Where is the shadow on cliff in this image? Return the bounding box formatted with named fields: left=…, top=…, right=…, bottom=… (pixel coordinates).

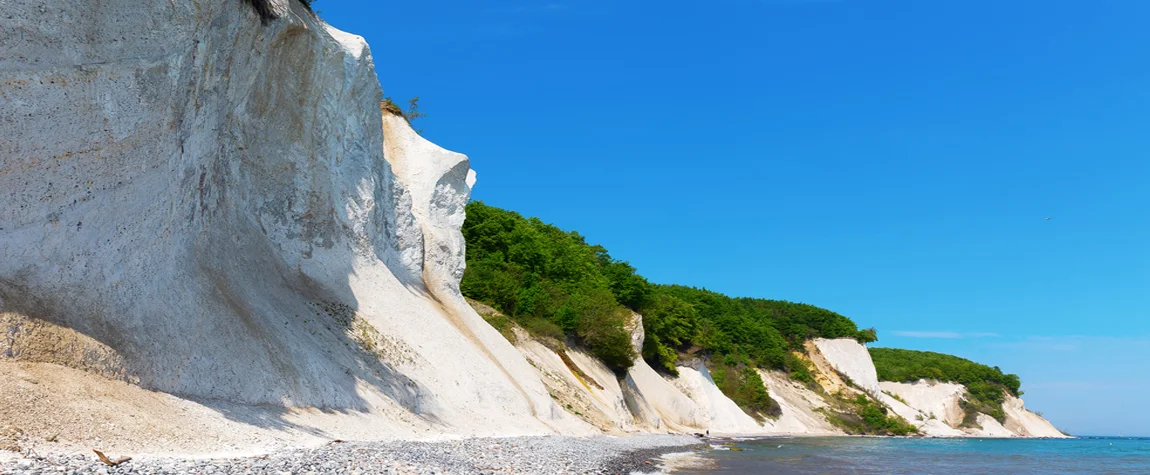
left=0, top=0, right=448, bottom=440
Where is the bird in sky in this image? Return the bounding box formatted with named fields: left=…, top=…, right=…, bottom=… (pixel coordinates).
left=1045, top=217, right=1054, bottom=221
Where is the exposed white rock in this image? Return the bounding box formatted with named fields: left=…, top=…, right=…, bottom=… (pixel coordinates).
left=1002, top=394, right=1068, bottom=438
left=878, top=379, right=968, bottom=437
left=812, top=338, right=881, bottom=394
left=882, top=388, right=965, bottom=436
left=380, top=113, right=591, bottom=435
left=511, top=328, right=635, bottom=433
left=625, top=355, right=709, bottom=431
left=803, top=341, right=858, bottom=395
left=970, top=413, right=1015, bottom=438
left=615, top=312, right=706, bottom=431
left=507, top=313, right=857, bottom=436
left=567, top=347, right=640, bottom=430
left=809, top=341, right=1066, bottom=438
left=621, top=372, right=666, bottom=430
left=669, top=364, right=763, bottom=434
left=875, top=391, right=931, bottom=425
left=0, top=0, right=586, bottom=446
left=919, top=419, right=969, bottom=437
left=877, top=380, right=1065, bottom=438
left=756, top=370, right=843, bottom=435
left=879, top=380, right=967, bottom=427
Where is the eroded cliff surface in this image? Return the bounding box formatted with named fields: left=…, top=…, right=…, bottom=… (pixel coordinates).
left=0, top=0, right=588, bottom=446
left=815, top=339, right=1066, bottom=438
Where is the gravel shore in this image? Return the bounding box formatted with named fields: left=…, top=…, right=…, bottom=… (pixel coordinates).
left=1, top=435, right=702, bottom=475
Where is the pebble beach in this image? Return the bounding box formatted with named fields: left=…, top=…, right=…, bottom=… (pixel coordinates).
left=1, top=435, right=702, bottom=475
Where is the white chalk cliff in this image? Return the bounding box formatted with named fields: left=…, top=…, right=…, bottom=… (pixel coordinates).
left=0, top=0, right=1064, bottom=454
left=813, top=339, right=1068, bottom=438
left=0, top=0, right=590, bottom=447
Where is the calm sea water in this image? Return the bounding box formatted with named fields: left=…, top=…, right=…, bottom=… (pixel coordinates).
left=670, top=436, right=1150, bottom=474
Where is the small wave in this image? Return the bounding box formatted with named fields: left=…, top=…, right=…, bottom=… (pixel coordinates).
left=646, top=451, right=716, bottom=474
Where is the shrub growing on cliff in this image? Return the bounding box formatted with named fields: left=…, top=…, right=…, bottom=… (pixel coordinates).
left=870, top=347, right=1021, bottom=423
left=709, top=357, right=782, bottom=421
left=784, top=353, right=815, bottom=385
left=825, top=394, right=918, bottom=436
left=382, top=97, right=426, bottom=132
left=476, top=308, right=518, bottom=344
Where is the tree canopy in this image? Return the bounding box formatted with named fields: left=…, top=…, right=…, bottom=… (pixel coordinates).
left=461, top=201, right=875, bottom=374
left=460, top=201, right=637, bottom=370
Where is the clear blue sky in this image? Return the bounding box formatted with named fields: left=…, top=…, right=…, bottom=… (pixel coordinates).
left=321, top=0, right=1149, bottom=436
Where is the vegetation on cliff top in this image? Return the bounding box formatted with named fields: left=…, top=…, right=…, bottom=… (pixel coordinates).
left=461, top=201, right=639, bottom=370
left=381, top=97, right=425, bottom=130
left=869, top=347, right=1022, bottom=423
left=646, top=284, right=876, bottom=375
left=460, top=201, right=875, bottom=377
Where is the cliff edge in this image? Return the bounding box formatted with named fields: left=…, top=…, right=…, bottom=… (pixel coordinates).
left=1, top=0, right=590, bottom=454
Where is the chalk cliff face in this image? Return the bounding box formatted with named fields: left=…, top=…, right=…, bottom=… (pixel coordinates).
left=505, top=312, right=843, bottom=436
left=1002, top=394, right=1066, bottom=437
left=814, top=339, right=1067, bottom=438
left=0, top=0, right=1064, bottom=451
left=0, top=0, right=588, bottom=439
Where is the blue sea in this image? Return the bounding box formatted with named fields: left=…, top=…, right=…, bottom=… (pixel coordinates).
left=669, top=436, right=1150, bottom=474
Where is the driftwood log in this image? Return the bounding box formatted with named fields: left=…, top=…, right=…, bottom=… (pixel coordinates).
left=93, top=449, right=131, bottom=466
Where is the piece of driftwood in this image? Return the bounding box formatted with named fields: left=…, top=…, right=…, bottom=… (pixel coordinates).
left=93, top=449, right=131, bottom=466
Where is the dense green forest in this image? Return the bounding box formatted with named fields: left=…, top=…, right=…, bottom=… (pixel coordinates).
left=869, top=348, right=1022, bottom=423
left=460, top=201, right=876, bottom=377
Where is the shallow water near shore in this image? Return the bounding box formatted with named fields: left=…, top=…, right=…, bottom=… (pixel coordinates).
left=669, top=436, right=1150, bottom=474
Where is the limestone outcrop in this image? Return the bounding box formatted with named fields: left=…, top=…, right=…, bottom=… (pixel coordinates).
left=756, top=369, right=843, bottom=435
left=812, top=338, right=882, bottom=393
left=879, top=381, right=966, bottom=427
left=814, top=338, right=1067, bottom=438
left=0, top=0, right=586, bottom=441
left=1003, top=394, right=1066, bottom=437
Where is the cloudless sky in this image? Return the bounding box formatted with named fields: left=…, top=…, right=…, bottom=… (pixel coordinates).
left=321, top=0, right=1150, bottom=436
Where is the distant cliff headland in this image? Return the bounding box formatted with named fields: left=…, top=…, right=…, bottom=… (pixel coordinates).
left=458, top=201, right=1066, bottom=438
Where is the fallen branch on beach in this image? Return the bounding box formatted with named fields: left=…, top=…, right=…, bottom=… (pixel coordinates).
left=93, top=449, right=131, bottom=466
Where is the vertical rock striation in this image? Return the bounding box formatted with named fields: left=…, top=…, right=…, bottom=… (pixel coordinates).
left=0, top=0, right=583, bottom=436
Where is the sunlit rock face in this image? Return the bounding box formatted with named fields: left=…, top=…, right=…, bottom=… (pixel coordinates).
left=812, top=338, right=882, bottom=393
left=1002, top=394, right=1068, bottom=438
left=0, top=0, right=585, bottom=436
left=815, top=340, right=1066, bottom=438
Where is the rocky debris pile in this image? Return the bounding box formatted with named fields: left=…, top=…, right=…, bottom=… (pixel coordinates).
left=2, top=435, right=700, bottom=475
